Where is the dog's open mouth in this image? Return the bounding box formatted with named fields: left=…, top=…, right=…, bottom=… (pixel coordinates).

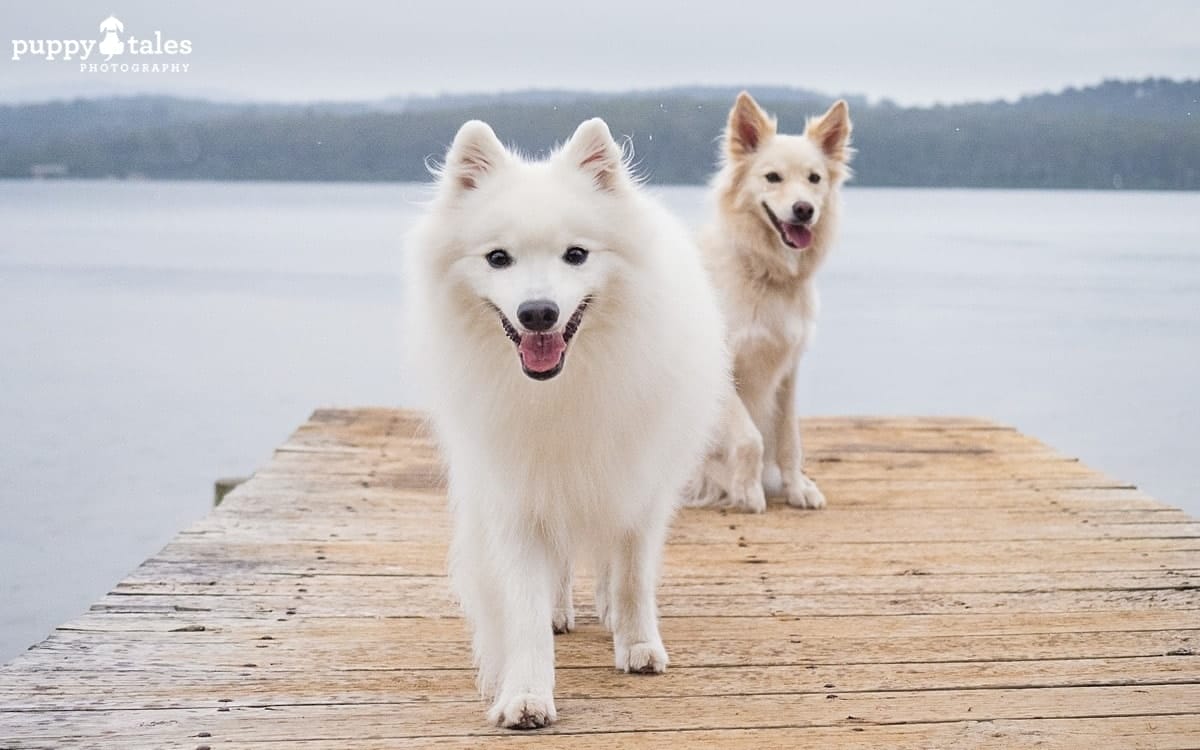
left=495, top=299, right=589, bottom=381
left=763, top=203, right=813, bottom=250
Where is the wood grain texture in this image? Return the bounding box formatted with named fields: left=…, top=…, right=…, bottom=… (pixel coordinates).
left=1, top=408, right=1197, bottom=748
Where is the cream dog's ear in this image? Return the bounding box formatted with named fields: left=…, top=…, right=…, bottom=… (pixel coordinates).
left=443, top=120, right=509, bottom=192
left=726, top=91, right=776, bottom=159
left=807, top=100, right=853, bottom=162
left=560, top=117, right=628, bottom=193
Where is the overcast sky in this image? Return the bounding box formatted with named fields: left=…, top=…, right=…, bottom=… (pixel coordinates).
left=2, top=0, right=1197, bottom=105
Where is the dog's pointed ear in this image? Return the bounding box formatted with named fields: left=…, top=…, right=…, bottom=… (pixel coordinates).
left=561, top=117, right=627, bottom=193
left=727, top=91, right=775, bottom=159
left=807, top=100, right=852, bottom=162
left=444, top=120, right=508, bottom=192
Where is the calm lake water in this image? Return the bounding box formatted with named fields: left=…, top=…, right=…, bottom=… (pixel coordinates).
left=1, top=180, right=1198, bottom=661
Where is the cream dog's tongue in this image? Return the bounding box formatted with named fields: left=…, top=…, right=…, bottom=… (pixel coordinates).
left=783, top=223, right=813, bottom=249
left=519, top=332, right=566, bottom=372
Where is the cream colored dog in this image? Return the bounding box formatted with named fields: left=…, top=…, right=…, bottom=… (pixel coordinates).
left=689, top=92, right=853, bottom=513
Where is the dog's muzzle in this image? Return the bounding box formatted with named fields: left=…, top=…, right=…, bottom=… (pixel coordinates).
left=763, top=202, right=813, bottom=250
left=493, top=298, right=589, bottom=381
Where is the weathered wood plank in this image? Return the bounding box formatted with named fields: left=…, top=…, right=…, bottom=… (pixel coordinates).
left=143, top=537, right=1200, bottom=577
left=6, top=718, right=1199, bottom=750
left=3, top=685, right=1198, bottom=743
left=184, top=501, right=1200, bottom=542
left=4, top=655, right=1199, bottom=711
left=78, top=585, right=1200, bottom=619
left=11, top=624, right=1197, bottom=677
left=108, top=565, right=1200, bottom=597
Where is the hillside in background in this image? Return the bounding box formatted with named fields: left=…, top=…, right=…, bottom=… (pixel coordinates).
left=0, top=78, right=1196, bottom=189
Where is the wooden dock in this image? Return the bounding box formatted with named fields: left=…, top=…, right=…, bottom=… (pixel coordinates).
left=2, top=408, right=1198, bottom=748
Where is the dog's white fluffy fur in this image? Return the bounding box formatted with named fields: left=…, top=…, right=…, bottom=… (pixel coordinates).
left=689, top=92, right=853, bottom=513
left=405, top=118, right=728, bottom=728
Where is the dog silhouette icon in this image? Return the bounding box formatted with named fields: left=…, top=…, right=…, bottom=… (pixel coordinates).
left=99, top=16, right=124, bottom=60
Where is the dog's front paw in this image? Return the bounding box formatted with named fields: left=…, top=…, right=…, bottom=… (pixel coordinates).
left=682, top=473, right=721, bottom=507
left=726, top=480, right=767, bottom=514
left=552, top=605, right=575, bottom=635
left=488, top=692, right=557, bottom=730
left=784, top=472, right=826, bottom=509
left=616, top=640, right=669, bottom=674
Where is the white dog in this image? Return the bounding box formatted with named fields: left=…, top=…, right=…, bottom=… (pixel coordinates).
left=405, top=118, right=728, bottom=728
left=690, top=92, right=853, bottom=513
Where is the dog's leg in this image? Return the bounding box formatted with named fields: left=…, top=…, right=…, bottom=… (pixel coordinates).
left=594, top=556, right=613, bottom=631
left=682, top=457, right=732, bottom=508
left=610, top=512, right=670, bottom=674
left=552, top=560, right=575, bottom=635
left=486, top=534, right=558, bottom=729
left=682, top=454, right=718, bottom=507
left=758, top=398, right=783, bottom=496
left=775, top=366, right=826, bottom=509
left=724, top=390, right=768, bottom=513
left=449, top=508, right=505, bottom=698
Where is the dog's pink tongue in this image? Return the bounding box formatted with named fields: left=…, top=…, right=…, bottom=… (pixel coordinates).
left=784, top=223, right=813, bottom=249
left=519, top=332, right=566, bottom=373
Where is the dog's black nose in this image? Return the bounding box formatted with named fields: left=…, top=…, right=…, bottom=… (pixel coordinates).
left=517, top=300, right=559, bottom=331
left=792, top=201, right=815, bottom=223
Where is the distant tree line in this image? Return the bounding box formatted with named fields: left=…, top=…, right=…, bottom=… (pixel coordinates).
left=0, top=78, right=1196, bottom=190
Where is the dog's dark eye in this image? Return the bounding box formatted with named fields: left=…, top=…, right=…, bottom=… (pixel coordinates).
left=765, top=172, right=782, bottom=183
left=563, top=246, right=589, bottom=266
left=485, top=249, right=513, bottom=269
left=808, top=172, right=821, bottom=184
